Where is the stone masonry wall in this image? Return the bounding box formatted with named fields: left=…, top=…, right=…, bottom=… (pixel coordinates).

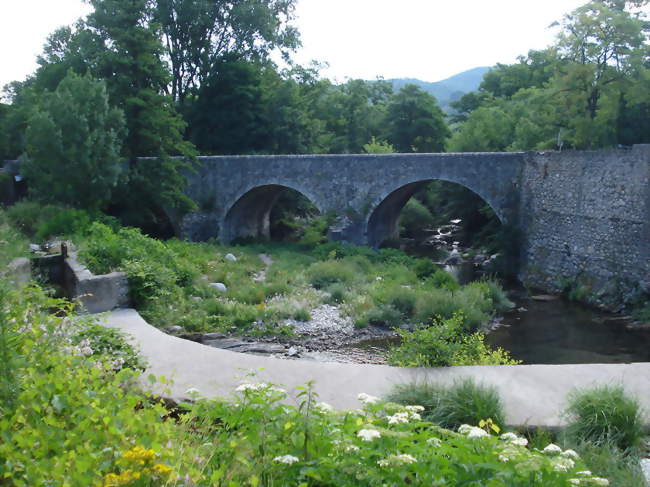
left=519, top=145, right=650, bottom=309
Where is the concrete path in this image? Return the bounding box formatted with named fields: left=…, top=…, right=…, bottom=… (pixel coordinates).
left=102, top=308, right=650, bottom=428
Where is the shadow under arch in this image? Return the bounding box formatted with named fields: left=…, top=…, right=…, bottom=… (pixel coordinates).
left=223, top=184, right=321, bottom=243
left=366, top=179, right=505, bottom=249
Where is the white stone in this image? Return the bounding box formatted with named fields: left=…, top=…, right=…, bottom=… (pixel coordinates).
left=225, top=253, right=237, bottom=262
left=210, top=282, right=228, bottom=292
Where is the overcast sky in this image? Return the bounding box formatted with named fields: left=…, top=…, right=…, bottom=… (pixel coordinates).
left=1, top=0, right=591, bottom=92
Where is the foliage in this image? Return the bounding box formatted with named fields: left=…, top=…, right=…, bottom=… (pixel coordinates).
left=0, top=210, right=28, bottom=269
left=363, top=136, right=395, bottom=154
left=306, top=259, right=357, bottom=289
left=573, top=441, right=647, bottom=487
left=385, top=84, right=450, bottom=152
left=387, top=378, right=506, bottom=431
left=77, top=223, right=512, bottom=362
left=5, top=201, right=119, bottom=243
left=154, top=0, right=301, bottom=103
left=564, top=384, right=645, bottom=452
left=388, top=313, right=520, bottom=367
left=0, top=285, right=195, bottom=486
left=185, top=383, right=591, bottom=486
left=22, top=72, right=125, bottom=210
left=450, top=1, right=650, bottom=151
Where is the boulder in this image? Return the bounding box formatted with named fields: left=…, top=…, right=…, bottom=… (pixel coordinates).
left=225, top=253, right=237, bottom=262
left=210, top=282, right=227, bottom=292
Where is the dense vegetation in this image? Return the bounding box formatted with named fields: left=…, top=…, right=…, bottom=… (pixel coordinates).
left=0, top=276, right=628, bottom=486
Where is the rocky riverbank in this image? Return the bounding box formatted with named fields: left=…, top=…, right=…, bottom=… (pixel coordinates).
left=180, top=303, right=399, bottom=364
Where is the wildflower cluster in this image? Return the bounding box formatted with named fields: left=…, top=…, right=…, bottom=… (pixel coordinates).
left=236, top=382, right=286, bottom=396
left=103, top=446, right=173, bottom=486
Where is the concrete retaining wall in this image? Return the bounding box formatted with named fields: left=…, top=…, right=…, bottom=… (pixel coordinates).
left=63, top=254, right=130, bottom=313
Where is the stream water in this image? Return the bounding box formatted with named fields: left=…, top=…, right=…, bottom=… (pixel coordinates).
left=344, top=236, right=650, bottom=365
left=344, top=294, right=650, bottom=365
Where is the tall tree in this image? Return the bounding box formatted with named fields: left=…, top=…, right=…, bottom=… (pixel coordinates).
left=154, top=0, right=300, bottom=103
left=550, top=0, right=648, bottom=147
left=385, top=84, right=450, bottom=153
left=22, top=72, right=125, bottom=210
left=85, top=0, right=197, bottom=220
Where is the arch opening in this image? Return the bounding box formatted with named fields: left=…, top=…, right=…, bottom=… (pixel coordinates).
left=223, top=185, right=320, bottom=243
left=367, top=179, right=517, bottom=277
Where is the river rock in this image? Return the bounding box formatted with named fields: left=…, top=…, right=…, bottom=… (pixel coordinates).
left=531, top=294, right=559, bottom=301
left=225, top=253, right=237, bottom=262
left=287, top=346, right=300, bottom=357
left=204, top=337, right=286, bottom=355
left=210, top=282, right=227, bottom=292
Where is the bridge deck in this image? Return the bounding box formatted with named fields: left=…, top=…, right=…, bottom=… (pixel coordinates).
left=102, top=308, right=650, bottom=428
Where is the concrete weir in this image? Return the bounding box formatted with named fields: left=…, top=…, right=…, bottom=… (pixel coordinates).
left=103, top=308, right=650, bottom=428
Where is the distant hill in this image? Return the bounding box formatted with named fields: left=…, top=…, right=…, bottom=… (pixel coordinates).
left=386, top=66, right=491, bottom=111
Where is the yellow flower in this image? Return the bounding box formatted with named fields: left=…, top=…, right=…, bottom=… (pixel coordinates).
left=152, top=463, right=173, bottom=476
left=122, top=445, right=156, bottom=465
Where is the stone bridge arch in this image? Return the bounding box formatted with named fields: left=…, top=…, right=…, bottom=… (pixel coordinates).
left=222, top=183, right=324, bottom=243
left=365, top=177, right=507, bottom=248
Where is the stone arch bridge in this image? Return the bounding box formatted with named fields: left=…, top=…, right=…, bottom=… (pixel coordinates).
left=177, top=146, right=649, bottom=304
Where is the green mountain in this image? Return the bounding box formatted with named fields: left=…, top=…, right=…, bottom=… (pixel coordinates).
left=387, top=66, right=491, bottom=110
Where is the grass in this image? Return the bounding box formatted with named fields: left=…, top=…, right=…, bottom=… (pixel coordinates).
left=564, top=384, right=645, bottom=452
left=387, top=378, right=506, bottom=430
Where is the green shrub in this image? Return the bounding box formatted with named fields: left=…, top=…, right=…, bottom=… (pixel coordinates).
left=564, top=385, right=645, bottom=451
left=292, top=307, right=311, bottom=322
left=400, top=198, right=434, bottom=236
left=433, top=378, right=506, bottom=431
left=357, top=304, right=403, bottom=327
left=574, top=442, right=647, bottom=487
left=122, top=259, right=178, bottom=308
left=387, top=378, right=505, bottom=431
left=307, top=260, right=356, bottom=289
left=385, top=382, right=445, bottom=422
left=388, top=313, right=519, bottom=367
left=413, top=258, right=438, bottom=278
left=387, top=286, right=418, bottom=318
left=325, top=282, right=347, bottom=304
left=425, top=269, right=460, bottom=291
left=481, top=278, right=515, bottom=313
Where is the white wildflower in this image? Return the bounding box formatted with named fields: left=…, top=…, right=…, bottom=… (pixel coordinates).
left=235, top=382, right=285, bottom=395
left=500, top=432, right=519, bottom=441
left=316, top=402, right=333, bottom=413
left=405, top=405, right=425, bottom=413
left=273, top=455, right=299, bottom=465
left=344, top=445, right=359, bottom=452
left=357, top=393, right=380, bottom=405
left=468, top=428, right=489, bottom=438
left=576, top=471, right=593, bottom=477
left=377, top=453, right=417, bottom=467
left=569, top=479, right=582, bottom=485
left=498, top=454, right=511, bottom=462
left=458, top=424, right=473, bottom=434
left=387, top=412, right=410, bottom=425
left=499, top=432, right=528, bottom=446
left=552, top=456, right=575, bottom=472
left=185, top=387, right=200, bottom=396
left=589, top=477, right=609, bottom=486
left=542, top=443, right=563, bottom=455
left=562, top=449, right=580, bottom=460
left=357, top=429, right=381, bottom=441
left=426, top=437, right=442, bottom=447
